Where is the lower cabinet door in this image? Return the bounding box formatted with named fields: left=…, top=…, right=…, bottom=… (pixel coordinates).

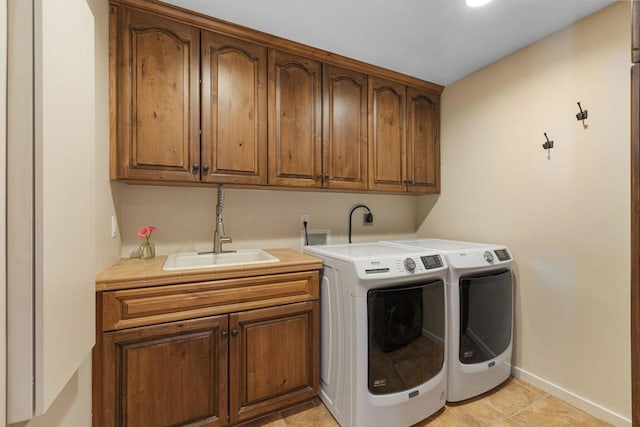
left=103, top=315, right=229, bottom=427
left=228, top=301, right=319, bottom=424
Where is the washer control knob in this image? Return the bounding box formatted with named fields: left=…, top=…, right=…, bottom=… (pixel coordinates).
left=483, top=251, right=494, bottom=263
left=404, top=258, right=416, bottom=272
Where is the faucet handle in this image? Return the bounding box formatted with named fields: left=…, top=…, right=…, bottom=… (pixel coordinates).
left=221, top=236, right=232, bottom=244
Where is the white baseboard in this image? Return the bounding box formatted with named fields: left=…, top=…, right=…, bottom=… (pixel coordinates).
left=512, top=366, right=631, bottom=427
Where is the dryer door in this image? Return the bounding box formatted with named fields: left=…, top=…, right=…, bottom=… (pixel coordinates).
left=459, top=269, right=513, bottom=365
left=367, top=280, right=445, bottom=395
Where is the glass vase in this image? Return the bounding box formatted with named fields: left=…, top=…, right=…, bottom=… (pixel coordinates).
left=139, top=238, right=156, bottom=260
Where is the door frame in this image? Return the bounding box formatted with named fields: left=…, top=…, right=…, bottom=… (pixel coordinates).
left=632, top=63, right=639, bottom=427
left=630, top=0, right=640, bottom=426
left=632, top=3, right=639, bottom=426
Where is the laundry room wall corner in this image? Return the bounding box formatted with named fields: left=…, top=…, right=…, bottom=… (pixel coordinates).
left=418, top=3, right=631, bottom=425
left=416, top=194, right=439, bottom=230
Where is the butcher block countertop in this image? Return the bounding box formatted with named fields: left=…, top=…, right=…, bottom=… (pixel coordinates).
left=95, top=248, right=323, bottom=292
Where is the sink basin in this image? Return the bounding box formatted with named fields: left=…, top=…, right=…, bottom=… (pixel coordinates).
left=163, top=249, right=279, bottom=271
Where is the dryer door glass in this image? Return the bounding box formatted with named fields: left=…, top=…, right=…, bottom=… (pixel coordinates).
left=367, top=280, right=445, bottom=395
left=459, top=270, right=513, bottom=365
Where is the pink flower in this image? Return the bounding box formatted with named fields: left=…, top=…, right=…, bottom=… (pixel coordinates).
left=137, top=225, right=157, bottom=238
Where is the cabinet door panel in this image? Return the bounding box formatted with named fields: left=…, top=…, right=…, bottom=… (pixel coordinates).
left=368, top=77, right=406, bottom=192
left=268, top=50, right=322, bottom=187
left=229, top=301, right=319, bottom=424
left=103, top=316, right=228, bottom=427
left=202, top=32, right=267, bottom=184
left=116, top=8, right=200, bottom=181
left=323, top=65, right=368, bottom=190
left=407, top=87, right=440, bottom=193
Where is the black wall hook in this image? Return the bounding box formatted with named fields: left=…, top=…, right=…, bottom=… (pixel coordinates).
left=542, top=132, right=554, bottom=150
left=576, top=102, right=588, bottom=124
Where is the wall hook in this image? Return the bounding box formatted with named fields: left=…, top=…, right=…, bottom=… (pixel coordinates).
left=576, top=102, right=588, bottom=127
left=542, top=132, right=554, bottom=159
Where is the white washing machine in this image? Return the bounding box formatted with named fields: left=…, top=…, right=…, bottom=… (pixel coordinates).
left=382, top=238, right=514, bottom=402
left=303, top=243, right=448, bottom=427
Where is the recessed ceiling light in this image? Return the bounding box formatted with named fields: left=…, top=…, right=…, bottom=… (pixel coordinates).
left=466, top=0, right=492, bottom=7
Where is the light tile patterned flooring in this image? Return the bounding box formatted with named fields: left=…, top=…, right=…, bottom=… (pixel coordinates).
left=240, top=377, right=611, bottom=426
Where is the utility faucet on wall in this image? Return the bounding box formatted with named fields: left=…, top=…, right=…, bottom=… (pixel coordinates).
left=213, top=185, right=233, bottom=253
left=348, top=204, right=374, bottom=243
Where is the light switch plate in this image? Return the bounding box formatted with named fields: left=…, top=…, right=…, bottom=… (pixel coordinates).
left=111, top=215, right=117, bottom=239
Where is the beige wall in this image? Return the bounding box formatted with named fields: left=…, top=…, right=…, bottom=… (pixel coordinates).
left=117, top=185, right=417, bottom=257
left=0, top=0, right=6, bottom=422
left=93, top=0, right=122, bottom=272
left=418, top=2, right=630, bottom=423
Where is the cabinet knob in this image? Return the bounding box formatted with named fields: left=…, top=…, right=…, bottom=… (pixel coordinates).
left=192, top=163, right=200, bottom=172
left=221, top=330, right=228, bottom=338
left=231, top=329, right=238, bottom=337
left=405, top=179, right=415, bottom=185
left=316, top=174, right=323, bottom=181
left=324, top=174, right=329, bottom=179
left=202, top=164, right=210, bottom=174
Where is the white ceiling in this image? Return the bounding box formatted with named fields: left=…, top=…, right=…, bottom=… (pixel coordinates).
left=164, top=0, right=618, bottom=86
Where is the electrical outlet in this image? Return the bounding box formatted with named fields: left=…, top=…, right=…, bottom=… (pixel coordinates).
left=363, top=212, right=374, bottom=226
left=300, top=214, right=310, bottom=228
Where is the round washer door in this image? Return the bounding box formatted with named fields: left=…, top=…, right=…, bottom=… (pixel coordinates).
left=367, top=280, right=445, bottom=395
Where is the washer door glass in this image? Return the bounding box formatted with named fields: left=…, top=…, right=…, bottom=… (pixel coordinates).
left=459, top=270, right=513, bottom=365
left=367, top=280, right=445, bottom=395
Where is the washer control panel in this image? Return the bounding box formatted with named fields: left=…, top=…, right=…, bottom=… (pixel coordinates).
left=421, top=254, right=444, bottom=269
left=355, top=253, right=446, bottom=279
left=446, top=247, right=512, bottom=269
left=494, top=249, right=511, bottom=261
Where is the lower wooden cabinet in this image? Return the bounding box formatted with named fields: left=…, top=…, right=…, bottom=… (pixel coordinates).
left=229, top=302, right=319, bottom=424
left=94, top=267, right=320, bottom=427
left=103, top=316, right=229, bottom=426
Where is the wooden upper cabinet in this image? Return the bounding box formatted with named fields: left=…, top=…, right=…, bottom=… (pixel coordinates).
left=268, top=50, right=322, bottom=187
left=406, top=87, right=440, bottom=193
left=201, top=32, right=268, bottom=184
left=114, top=7, right=200, bottom=181
left=110, top=2, right=441, bottom=192
left=368, top=77, right=406, bottom=192
left=323, top=65, right=368, bottom=190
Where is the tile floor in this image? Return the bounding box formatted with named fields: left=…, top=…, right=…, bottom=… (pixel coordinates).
left=241, top=377, right=611, bottom=426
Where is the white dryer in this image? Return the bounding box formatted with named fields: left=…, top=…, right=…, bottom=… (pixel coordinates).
left=303, top=243, right=448, bottom=427
left=382, top=239, right=514, bottom=402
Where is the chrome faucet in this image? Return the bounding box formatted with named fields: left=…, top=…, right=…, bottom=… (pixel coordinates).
left=213, top=185, right=233, bottom=253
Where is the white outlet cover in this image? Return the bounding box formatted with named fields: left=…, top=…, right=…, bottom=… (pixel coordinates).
left=111, top=216, right=118, bottom=238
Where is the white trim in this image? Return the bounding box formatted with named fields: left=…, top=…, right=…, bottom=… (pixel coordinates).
left=0, top=0, right=8, bottom=424
left=512, top=366, right=631, bottom=427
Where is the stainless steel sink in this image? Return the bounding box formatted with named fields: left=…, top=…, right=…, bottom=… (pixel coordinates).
left=162, top=249, right=279, bottom=271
